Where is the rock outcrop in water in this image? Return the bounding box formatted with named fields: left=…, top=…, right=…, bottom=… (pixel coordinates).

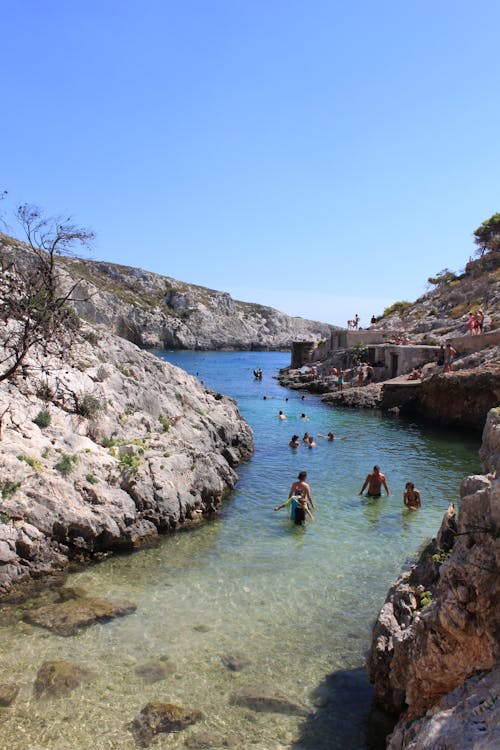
left=0, top=323, right=253, bottom=599
left=368, top=407, right=500, bottom=749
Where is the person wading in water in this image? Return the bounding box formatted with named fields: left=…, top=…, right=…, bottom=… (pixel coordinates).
left=359, top=465, right=390, bottom=498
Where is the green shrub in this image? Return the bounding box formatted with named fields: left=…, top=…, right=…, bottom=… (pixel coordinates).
left=101, top=437, right=118, bottom=448
left=82, top=330, right=99, bottom=345
left=36, top=382, right=54, bottom=401
left=119, top=451, right=141, bottom=471
left=33, top=410, right=51, bottom=429
left=159, top=414, right=170, bottom=432
left=351, top=342, right=368, bottom=361
left=17, top=455, right=43, bottom=472
left=427, top=268, right=457, bottom=286
left=420, top=590, right=433, bottom=608
left=382, top=300, right=412, bottom=318
left=0, top=481, right=21, bottom=499
left=432, top=550, right=451, bottom=565
left=54, top=453, right=78, bottom=476
left=85, top=474, right=98, bottom=484
left=76, top=394, right=102, bottom=419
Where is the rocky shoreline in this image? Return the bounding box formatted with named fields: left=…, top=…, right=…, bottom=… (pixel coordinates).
left=367, top=407, right=500, bottom=749
left=278, top=347, right=500, bottom=430
left=0, top=324, right=253, bottom=600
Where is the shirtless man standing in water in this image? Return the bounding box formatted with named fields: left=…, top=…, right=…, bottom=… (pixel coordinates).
left=359, top=465, right=389, bottom=497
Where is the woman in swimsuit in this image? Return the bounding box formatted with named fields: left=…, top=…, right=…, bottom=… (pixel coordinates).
left=403, top=482, right=421, bottom=510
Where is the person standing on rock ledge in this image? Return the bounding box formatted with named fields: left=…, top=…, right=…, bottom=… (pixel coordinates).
left=359, top=465, right=389, bottom=497
left=443, top=342, right=457, bottom=373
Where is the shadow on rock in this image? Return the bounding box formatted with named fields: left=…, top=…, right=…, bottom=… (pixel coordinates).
left=291, top=667, right=395, bottom=750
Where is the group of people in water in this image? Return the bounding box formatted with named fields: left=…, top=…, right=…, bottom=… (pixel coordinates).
left=259, top=369, right=422, bottom=527
left=274, top=466, right=421, bottom=527
left=288, top=431, right=345, bottom=449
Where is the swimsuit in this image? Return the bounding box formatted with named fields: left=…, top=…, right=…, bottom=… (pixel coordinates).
left=294, top=505, right=306, bottom=525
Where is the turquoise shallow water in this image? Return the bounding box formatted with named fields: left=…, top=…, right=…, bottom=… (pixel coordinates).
left=0, top=351, right=481, bottom=750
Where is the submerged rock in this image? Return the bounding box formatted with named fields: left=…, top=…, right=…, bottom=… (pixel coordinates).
left=221, top=653, right=251, bottom=672
left=193, top=624, right=211, bottom=633
left=23, top=595, right=137, bottom=636
left=0, top=682, right=20, bottom=706
left=33, top=659, right=92, bottom=698
left=129, top=701, right=203, bottom=747
left=185, top=730, right=238, bottom=747
left=134, top=658, right=176, bottom=683
left=229, top=687, right=313, bottom=716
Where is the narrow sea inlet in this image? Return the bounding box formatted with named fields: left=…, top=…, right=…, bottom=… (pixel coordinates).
left=0, top=352, right=480, bottom=750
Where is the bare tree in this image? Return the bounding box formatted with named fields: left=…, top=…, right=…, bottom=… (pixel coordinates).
left=0, top=205, right=95, bottom=383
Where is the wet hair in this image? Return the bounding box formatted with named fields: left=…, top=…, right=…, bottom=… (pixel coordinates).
left=373, top=465, right=380, bottom=471
left=406, top=482, right=414, bottom=490
left=298, top=471, right=307, bottom=480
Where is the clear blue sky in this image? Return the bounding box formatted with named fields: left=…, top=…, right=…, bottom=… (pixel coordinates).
left=2, top=1, right=499, bottom=327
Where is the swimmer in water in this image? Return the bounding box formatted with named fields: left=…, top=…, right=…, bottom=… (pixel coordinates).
left=403, top=482, right=421, bottom=510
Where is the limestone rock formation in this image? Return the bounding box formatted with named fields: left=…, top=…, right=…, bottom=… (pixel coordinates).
left=376, top=251, right=500, bottom=339
left=419, top=366, right=500, bottom=429
left=480, top=406, right=500, bottom=474
left=0, top=324, right=253, bottom=598
left=0, top=234, right=335, bottom=351
left=387, top=665, right=500, bottom=750
left=368, top=408, right=500, bottom=748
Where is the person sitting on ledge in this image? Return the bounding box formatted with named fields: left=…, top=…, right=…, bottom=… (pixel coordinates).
left=407, top=367, right=422, bottom=380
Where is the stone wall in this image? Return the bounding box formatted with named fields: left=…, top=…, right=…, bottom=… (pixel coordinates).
left=449, top=329, right=500, bottom=354
left=376, top=345, right=439, bottom=378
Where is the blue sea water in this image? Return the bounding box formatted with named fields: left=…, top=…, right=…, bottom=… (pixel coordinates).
left=0, top=351, right=481, bottom=750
